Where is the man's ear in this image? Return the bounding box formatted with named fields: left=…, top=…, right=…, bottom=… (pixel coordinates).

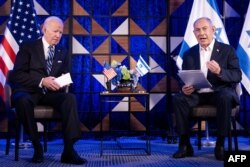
left=212, top=25, right=216, bottom=32
left=41, top=23, right=45, bottom=34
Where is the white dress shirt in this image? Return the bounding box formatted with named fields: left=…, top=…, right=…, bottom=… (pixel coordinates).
left=198, top=39, right=215, bottom=93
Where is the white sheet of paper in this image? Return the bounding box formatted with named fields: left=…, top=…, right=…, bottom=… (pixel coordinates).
left=178, top=70, right=212, bottom=89
left=54, top=73, right=73, bottom=87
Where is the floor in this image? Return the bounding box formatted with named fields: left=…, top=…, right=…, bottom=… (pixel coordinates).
left=0, top=136, right=249, bottom=167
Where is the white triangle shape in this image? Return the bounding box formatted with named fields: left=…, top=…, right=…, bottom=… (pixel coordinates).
left=150, top=36, right=166, bottom=53
left=224, top=2, right=240, bottom=17
left=33, top=0, right=49, bottom=15
left=72, top=37, right=89, bottom=54
left=112, top=18, right=128, bottom=35
left=150, top=94, right=165, bottom=111
left=150, top=57, right=165, bottom=73
left=92, top=74, right=116, bottom=90
left=92, top=74, right=106, bottom=88
left=170, top=37, right=183, bottom=52
left=112, top=97, right=129, bottom=111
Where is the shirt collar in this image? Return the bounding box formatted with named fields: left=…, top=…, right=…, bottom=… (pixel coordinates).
left=42, top=37, right=50, bottom=49
left=42, top=37, right=55, bottom=49
left=199, top=39, right=215, bottom=51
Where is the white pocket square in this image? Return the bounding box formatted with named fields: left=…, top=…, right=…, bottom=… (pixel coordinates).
left=57, top=60, right=62, bottom=63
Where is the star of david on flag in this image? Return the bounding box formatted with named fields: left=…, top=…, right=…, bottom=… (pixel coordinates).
left=236, top=1, right=250, bottom=94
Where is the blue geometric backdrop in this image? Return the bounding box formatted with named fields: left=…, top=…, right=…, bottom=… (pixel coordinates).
left=0, top=0, right=249, bottom=133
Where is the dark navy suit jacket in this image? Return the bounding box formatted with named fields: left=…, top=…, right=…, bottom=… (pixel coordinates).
left=10, top=38, right=70, bottom=94
left=181, top=40, right=242, bottom=104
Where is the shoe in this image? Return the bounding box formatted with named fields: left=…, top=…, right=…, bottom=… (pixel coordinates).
left=173, top=145, right=194, bottom=158
left=214, top=146, right=224, bottom=161
left=32, top=143, right=44, bottom=163
left=61, top=149, right=86, bottom=165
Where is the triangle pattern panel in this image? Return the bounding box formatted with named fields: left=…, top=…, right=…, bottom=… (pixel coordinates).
left=34, top=0, right=49, bottom=15
left=92, top=113, right=110, bottom=131
left=148, top=17, right=166, bottom=35
left=92, top=36, right=108, bottom=53
left=129, top=56, right=137, bottom=70
left=149, top=94, right=166, bottom=111
left=93, top=55, right=109, bottom=68
left=111, top=37, right=128, bottom=54
left=170, top=42, right=183, bottom=58
left=150, top=36, right=166, bottom=53
left=92, top=73, right=116, bottom=91
left=150, top=76, right=167, bottom=92
left=35, top=0, right=52, bottom=15
left=73, top=17, right=90, bottom=35
left=150, top=18, right=167, bottom=35
left=73, top=0, right=89, bottom=16
left=171, top=36, right=183, bottom=52
left=112, top=36, right=128, bottom=52
left=92, top=17, right=109, bottom=35
left=110, top=55, right=128, bottom=66
left=226, top=0, right=249, bottom=16
left=130, top=97, right=146, bottom=112
left=112, top=97, right=129, bottom=112
left=63, top=17, right=70, bottom=34
left=92, top=74, right=107, bottom=91
left=93, top=37, right=110, bottom=54
left=72, top=36, right=90, bottom=54
left=129, top=19, right=146, bottom=35
left=0, top=0, right=10, bottom=15
left=111, top=17, right=127, bottom=33
left=79, top=122, right=90, bottom=131
left=130, top=18, right=148, bottom=34
left=92, top=18, right=108, bottom=35
left=112, top=18, right=128, bottom=35
left=130, top=113, right=146, bottom=131
left=150, top=57, right=166, bottom=73
left=169, top=0, right=185, bottom=15
left=112, top=0, right=128, bottom=16
left=224, top=1, right=240, bottom=17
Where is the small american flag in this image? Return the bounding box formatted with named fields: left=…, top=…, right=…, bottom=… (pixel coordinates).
left=103, top=68, right=117, bottom=81
left=0, top=0, right=41, bottom=97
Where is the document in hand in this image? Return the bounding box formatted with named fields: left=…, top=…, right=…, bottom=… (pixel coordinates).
left=178, top=70, right=212, bottom=89
left=54, top=73, right=73, bottom=88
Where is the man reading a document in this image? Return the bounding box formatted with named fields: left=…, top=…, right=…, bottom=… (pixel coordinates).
left=172, top=17, right=241, bottom=160
left=9, top=16, right=86, bottom=164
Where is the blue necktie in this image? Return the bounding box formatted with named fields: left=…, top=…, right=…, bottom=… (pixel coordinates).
left=43, top=46, right=54, bottom=94
left=46, top=45, right=54, bottom=74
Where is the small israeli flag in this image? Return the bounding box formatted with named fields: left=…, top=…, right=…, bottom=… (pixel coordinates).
left=177, top=0, right=229, bottom=69
left=136, top=55, right=151, bottom=77
left=236, top=1, right=250, bottom=94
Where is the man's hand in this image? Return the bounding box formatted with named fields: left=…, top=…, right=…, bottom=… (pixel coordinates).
left=42, top=76, right=61, bottom=91
left=207, top=60, right=221, bottom=75
left=182, top=85, right=195, bottom=95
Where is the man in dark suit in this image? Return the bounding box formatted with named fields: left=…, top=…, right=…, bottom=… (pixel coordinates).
left=172, top=17, right=242, bottom=160
left=9, top=16, right=86, bottom=164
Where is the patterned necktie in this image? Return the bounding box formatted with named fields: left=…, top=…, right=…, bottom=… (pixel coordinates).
left=46, top=45, right=54, bottom=74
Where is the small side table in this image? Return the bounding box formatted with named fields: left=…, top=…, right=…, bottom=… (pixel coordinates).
left=99, top=91, right=150, bottom=156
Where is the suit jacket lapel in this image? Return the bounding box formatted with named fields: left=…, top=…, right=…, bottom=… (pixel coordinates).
left=36, top=39, right=47, bottom=73
left=210, top=41, right=220, bottom=61
left=194, top=45, right=200, bottom=69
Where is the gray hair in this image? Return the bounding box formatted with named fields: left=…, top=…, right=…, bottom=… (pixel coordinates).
left=43, top=16, right=63, bottom=27
left=193, top=17, right=214, bottom=27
